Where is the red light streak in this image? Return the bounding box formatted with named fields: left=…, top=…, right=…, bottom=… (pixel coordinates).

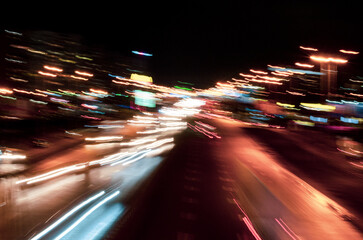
left=275, top=218, right=299, bottom=240
left=233, top=198, right=262, bottom=240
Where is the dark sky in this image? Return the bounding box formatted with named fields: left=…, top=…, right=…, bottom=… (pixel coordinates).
left=4, top=1, right=363, bottom=88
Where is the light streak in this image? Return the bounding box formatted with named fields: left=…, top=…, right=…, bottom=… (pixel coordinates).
left=247, top=79, right=283, bottom=85
left=194, top=124, right=221, bottom=139
left=243, top=217, right=262, bottom=240
left=90, top=151, right=131, bottom=166
left=70, top=75, right=88, bottom=81
left=275, top=218, right=299, bottom=240
left=81, top=103, right=99, bottom=110
left=349, top=162, right=363, bottom=169
left=90, top=88, right=108, bottom=95
left=54, top=191, right=120, bottom=240
left=85, top=136, right=123, bottom=142
left=139, top=138, right=174, bottom=150
left=300, top=103, right=336, bottom=112
left=120, top=137, right=156, bottom=147
left=310, top=56, right=348, bottom=63
left=122, top=151, right=151, bottom=166
left=250, top=69, right=268, bottom=75
left=174, top=98, right=205, bottom=108
left=0, top=88, right=13, bottom=94
left=337, top=147, right=360, bottom=157
left=13, top=88, right=48, bottom=97
left=75, top=70, right=93, bottom=77
left=195, top=121, right=216, bottom=130
left=81, top=115, right=102, bottom=120
left=146, top=143, right=175, bottom=157
left=339, top=49, right=359, bottom=55
left=134, top=115, right=158, bottom=121
left=160, top=121, right=187, bottom=127
left=16, top=164, right=86, bottom=185
left=136, top=126, right=186, bottom=135
left=131, top=50, right=153, bottom=56
left=271, top=71, right=291, bottom=77
left=158, top=116, right=182, bottom=121
left=233, top=198, right=262, bottom=240
left=0, top=153, right=26, bottom=160
left=43, top=65, right=63, bottom=72
left=239, top=73, right=256, bottom=78
left=38, top=71, right=57, bottom=77
left=286, top=90, right=305, bottom=96
left=299, top=46, right=318, bottom=51
left=30, top=191, right=105, bottom=240
left=50, top=97, right=69, bottom=103
left=295, top=62, right=314, bottom=68
left=267, top=64, right=285, bottom=69
left=110, top=150, right=151, bottom=166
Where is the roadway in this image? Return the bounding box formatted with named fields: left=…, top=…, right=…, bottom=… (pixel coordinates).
left=114, top=117, right=363, bottom=240
left=0, top=115, right=362, bottom=239
left=0, top=114, right=185, bottom=240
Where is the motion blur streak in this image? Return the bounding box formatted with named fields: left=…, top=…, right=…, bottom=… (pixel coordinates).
left=299, top=46, right=318, bottom=51
left=30, top=191, right=105, bottom=240
left=310, top=55, right=348, bottom=63
left=339, top=49, right=359, bottom=54
left=54, top=190, right=120, bottom=240
left=275, top=218, right=300, bottom=240
left=110, top=149, right=151, bottom=166
left=16, top=164, right=86, bottom=185
left=243, top=217, right=262, bottom=240
left=233, top=198, right=262, bottom=240
left=85, top=136, right=123, bottom=142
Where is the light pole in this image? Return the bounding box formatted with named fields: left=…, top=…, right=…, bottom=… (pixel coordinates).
left=309, top=56, right=348, bottom=95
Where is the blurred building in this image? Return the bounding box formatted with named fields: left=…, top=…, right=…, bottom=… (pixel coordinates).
left=0, top=29, right=153, bottom=119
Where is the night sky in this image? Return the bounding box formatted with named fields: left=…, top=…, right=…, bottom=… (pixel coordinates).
left=4, top=1, right=363, bottom=88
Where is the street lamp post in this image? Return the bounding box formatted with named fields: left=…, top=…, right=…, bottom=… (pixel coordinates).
left=309, top=56, right=348, bottom=95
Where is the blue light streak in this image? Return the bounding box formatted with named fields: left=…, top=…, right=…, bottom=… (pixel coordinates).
left=54, top=191, right=120, bottom=240
left=268, top=67, right=323, bottom=75
left=131, top=50, right=153, bottom=56
left=30, top=191, right=105, bottom=240
left=310, top=116, right=328, bottom=123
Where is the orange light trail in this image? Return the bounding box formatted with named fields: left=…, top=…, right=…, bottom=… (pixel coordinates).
left=90, top=88, right=108, bottom=95
left=70, top=75, right=88, bottom=81
left=43, top=65, right=63, bottom=72
left=339, top=49, right=359, bottom=54
left=38, top=71, right=57, bottom=77
left=239, top=73, right=256, bottom=78
left=75, top=70, right=93, bottom=77
left=310, top=56, right=348, bottom=63
left=250, top=69, right=268, bottom=75
left=267, top=64, right=285, bottom=69
left=295, top=62, right=314, bottom=68
left=0, top=88, right=13, bottom=94
left=299, top=46, right=318, bottom=51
